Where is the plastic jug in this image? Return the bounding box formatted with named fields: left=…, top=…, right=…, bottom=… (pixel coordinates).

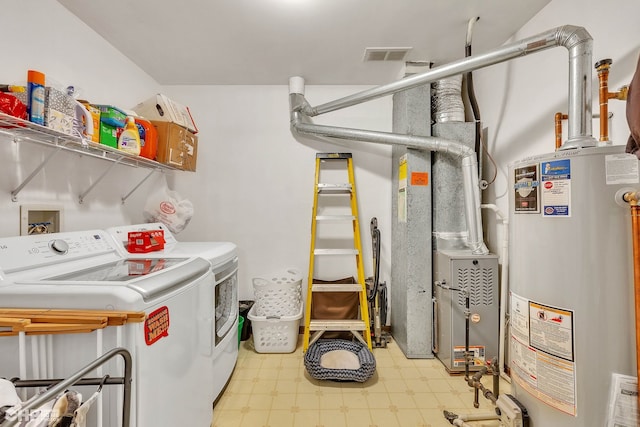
left=118, top=116, right=141, bottom=155
left=73, top=101, right=93, bottom=140
left=134, top=118, right=158, bottom=160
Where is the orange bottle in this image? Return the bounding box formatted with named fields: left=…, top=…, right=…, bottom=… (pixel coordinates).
left=134, top=118, right=158, bottom=160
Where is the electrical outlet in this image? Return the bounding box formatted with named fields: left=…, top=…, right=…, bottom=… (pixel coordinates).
left=20, top=205, right=64, bottom=235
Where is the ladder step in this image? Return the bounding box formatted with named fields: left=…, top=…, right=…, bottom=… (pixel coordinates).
left=316, top=215, right=355, bottom=221
left=318, top=183, right=352, bottom=194
left=309, top=320, right=367, bottom=331
left=312, top=283, right=363, bottom=292
left=316, top=153, right=352, bottom=160
left=314, top=249, right=359, bottom=255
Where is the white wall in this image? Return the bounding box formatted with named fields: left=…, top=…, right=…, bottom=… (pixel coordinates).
left=472, top=0, right=640, bottom=254
left=162, top=85, right=392, bottom=300
left=0, top=1, right=393, bottom=301
left=0, top=0, right=164, bottom=235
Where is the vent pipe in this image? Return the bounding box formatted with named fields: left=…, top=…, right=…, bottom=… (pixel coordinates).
left=289, top=98, right=489, bottom=255
left=295, top=25, right=596, bottom=150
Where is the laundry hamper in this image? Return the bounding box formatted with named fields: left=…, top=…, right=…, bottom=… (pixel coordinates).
left=248, top=304, right=302, bottom=353
left=252, top=268, right=303, bottom=317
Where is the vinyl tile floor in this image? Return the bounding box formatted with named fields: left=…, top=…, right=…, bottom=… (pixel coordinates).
left=212, top=336, right=510, bottom=427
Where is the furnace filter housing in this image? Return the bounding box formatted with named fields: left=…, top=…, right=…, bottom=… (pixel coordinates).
left=509, top=145, right=636, bottom=426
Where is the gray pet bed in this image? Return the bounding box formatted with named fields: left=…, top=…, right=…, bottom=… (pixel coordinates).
left=304, top=339, right=376, bottom=382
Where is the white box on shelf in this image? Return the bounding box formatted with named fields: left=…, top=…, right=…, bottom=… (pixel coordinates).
left=132, top=94, right=197, bottom=133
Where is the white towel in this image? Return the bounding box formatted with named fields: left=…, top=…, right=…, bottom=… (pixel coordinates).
left=70, top=391, right=100, bottom=427
left=0, top=378, right=21, bottom=408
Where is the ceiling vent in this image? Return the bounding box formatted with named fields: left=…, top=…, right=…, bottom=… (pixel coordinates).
left=363, top=47, right=412, bottom=62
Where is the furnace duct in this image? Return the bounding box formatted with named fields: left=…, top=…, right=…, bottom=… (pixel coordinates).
left=289, top=25, right=597, bottom=254
left=289, top=105, right=488, bottom=255
left=432, top=75, right=465, bottom=123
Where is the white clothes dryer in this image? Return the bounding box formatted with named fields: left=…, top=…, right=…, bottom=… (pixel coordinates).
left=105, top=223, right=238, bottom=404
left=0, top=230, right=218, bottom=427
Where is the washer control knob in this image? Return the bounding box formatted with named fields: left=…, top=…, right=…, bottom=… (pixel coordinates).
left=49, top=239, right=69, bottom=255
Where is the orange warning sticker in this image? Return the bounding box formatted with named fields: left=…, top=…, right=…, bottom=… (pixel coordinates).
left=411, top=172, right=429, bottom=186
left=144, top=306, right=170, bottom=345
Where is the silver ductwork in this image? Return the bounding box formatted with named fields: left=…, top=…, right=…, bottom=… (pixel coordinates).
left=289, top=25, right=597, bottom=254
left=294, top=25, right=596, bottom=150
left=290, top=99, right=489, bottom=255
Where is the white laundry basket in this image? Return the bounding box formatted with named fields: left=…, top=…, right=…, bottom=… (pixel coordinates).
left=248, top=303, right=302, bottom=353
left=252, top=268, right=303, bottom=317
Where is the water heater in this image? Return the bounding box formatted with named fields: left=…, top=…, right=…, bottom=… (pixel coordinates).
left=509, top=145, right=637, bottom=426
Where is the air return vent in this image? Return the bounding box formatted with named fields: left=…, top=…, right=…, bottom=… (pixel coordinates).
left=363, top=47, right=412, bottom=62
left=455, top=267, right=495, bottom=307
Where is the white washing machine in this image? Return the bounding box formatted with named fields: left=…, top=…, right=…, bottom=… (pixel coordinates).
left=105, top=223, right=238, bottom=404
left=0, top=230, right=219, bottom=427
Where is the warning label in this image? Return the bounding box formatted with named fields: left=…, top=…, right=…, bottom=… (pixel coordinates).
left=605, top=153, right=640, bottom=185
left=453, top=345, right=486, bottom=367
left=411, top=172, right=429, bottom=186
left=514, top=164, right=540, bottom=213
left=541, top=159, right=571, bottom=217
left=510, top=292, right=577, bottom=416
left=144, top=306, right=170, bottom=345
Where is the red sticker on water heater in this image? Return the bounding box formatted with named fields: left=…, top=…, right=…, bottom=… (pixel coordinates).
left=144, top=306, right=170, bottom=345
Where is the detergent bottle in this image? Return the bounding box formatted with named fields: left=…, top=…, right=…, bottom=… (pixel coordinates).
left=27, top=70, right=45, bottom=125
left=118, top=116, right=141, bottom=155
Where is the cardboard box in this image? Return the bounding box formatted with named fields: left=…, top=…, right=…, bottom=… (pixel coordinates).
left=95, top=105, right=126, bottom=148
left=152, top=121, right=198, bottom=171
left=133, top=94, right=197, bottom=134
left=127, top=230, right=165, bottom=253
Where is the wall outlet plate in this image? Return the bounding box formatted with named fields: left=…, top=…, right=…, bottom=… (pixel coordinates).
left=20, top=204, right=64, bottom=235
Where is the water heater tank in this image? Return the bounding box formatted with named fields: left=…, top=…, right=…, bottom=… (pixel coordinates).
left=509, top=145, right=637, bottom=426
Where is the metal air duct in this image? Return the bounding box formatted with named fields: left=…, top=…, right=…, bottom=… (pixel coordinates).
left=294, top=25, right=596, bottom=151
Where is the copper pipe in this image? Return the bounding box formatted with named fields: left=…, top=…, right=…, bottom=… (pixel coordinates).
left=555, top=112, right=568, bottom=150
left=595, top=58, right=629, bottom=143
left=595, top=59, right=612, bottom=142
left=556, top=111, right=615, bottom=150
left=609, top=85, right=629, bottom=101
left=623, top=192, right=640, bottom=411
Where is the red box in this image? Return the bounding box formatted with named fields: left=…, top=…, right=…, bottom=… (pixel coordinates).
left=127, top=230, right=165, bottom=253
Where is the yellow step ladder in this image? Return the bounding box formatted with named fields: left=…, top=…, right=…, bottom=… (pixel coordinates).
left=303, top=153, right=372, bottom=352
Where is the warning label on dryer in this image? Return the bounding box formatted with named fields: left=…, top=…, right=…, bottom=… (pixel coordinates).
left=510, top=292, right=577, bottom=416
left=145, top=306, right=170, bottom=345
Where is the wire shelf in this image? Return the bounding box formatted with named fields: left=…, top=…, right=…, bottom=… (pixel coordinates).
left=0, top=112, right=181, bottom=203
left=0, top=113, right=178, bottom=171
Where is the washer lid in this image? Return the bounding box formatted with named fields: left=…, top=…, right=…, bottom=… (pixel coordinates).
left=34, top=257, right=211, bottom=301
left=47, top=258, right=191, bottom=282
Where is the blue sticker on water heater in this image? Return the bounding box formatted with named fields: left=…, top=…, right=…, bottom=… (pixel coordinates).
left=541, top=159, right=571, bottom=217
